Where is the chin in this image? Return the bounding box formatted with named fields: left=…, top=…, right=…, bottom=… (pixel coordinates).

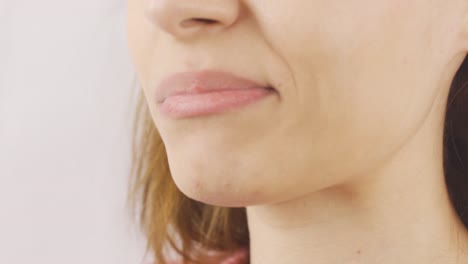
left=185, top=190, right=256, bottom=208
left=169, top=165, right=264, bottom=207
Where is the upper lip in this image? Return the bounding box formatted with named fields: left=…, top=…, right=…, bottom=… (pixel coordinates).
left=154, top=70, right=272, bottom=103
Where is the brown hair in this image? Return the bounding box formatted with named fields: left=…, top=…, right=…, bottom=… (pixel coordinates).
left=128, top=55, right=468, bottom=264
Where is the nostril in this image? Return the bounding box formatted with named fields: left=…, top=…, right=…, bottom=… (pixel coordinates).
left=193, top=18, right=217, bottom=24
left=180, top=18, right=218, bottom=27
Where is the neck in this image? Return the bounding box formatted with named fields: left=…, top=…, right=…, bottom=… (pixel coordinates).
left=246, top=101, right=468, bottom=264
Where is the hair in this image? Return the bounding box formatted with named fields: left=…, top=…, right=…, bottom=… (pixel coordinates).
left=127, top=55, right=468, bottom=264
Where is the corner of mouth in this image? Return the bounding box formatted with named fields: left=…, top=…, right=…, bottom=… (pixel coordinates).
left=265, top=85, right=281, bottom=101
left=265, top=86, right=279, bottom=95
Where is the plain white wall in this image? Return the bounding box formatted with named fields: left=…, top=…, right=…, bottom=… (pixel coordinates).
left=0, top=1, right=148, bottom=263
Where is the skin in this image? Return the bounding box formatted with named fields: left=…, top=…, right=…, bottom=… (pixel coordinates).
left=127, top=0, right=468, bottom=263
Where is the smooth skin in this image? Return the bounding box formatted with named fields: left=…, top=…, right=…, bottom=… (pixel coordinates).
left=127, top=1, right=468, bottom=263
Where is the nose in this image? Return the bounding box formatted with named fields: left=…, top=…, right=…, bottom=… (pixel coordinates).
left=145, top=0, right=241, bottom=39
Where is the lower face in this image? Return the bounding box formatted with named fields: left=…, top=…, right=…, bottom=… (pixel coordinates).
left=127, top=0, right=465, bottom=206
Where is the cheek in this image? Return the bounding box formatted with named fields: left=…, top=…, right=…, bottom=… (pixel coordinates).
left=126, top=0, right=149, bottom=79
left=251, top=1, right=400, bottom=64
left=126, top=0, right=162, bottom=90
left=126, top=0, right=170, bottom=120
left=252, top=1, right=442, bottom=173
left=256, top=0, right=436, bottom=121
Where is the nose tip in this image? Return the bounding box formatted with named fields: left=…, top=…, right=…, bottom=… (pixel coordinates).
left=145, top=0, right=241, bottom=39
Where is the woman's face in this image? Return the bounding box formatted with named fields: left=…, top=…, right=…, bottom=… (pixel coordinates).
left=127, top=0, right=468, bottom=206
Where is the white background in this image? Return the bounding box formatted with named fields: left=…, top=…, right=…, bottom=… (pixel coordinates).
left=0, top=1, right=148, bottom=263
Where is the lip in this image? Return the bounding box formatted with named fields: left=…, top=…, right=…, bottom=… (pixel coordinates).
left=155, top=70, right=271, bottom=103
left=154, top=70, right=275, bottom=118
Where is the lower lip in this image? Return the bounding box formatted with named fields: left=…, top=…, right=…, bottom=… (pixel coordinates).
left=159, top=88, right=274, bottom=118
